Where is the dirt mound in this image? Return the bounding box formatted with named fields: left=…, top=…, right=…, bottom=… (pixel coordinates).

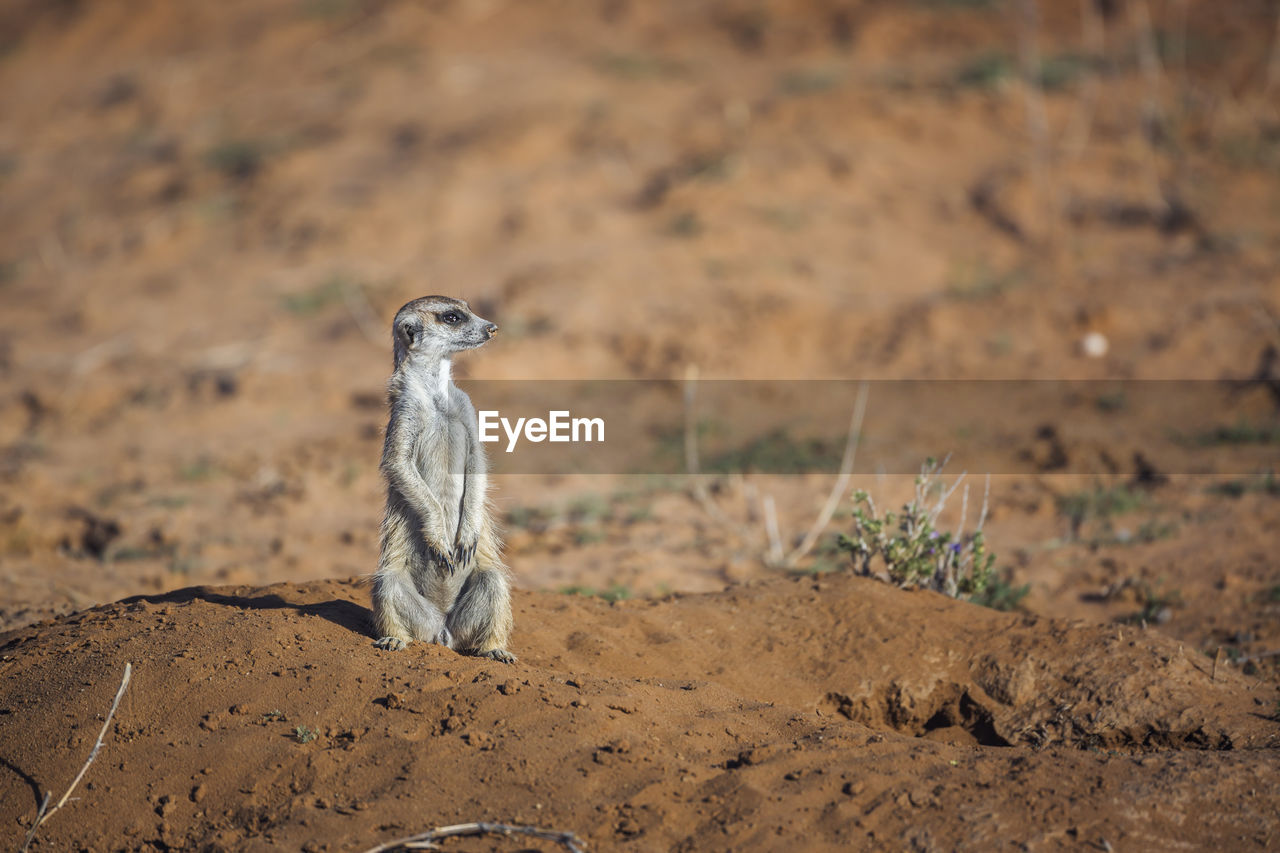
left=2, top=574, right=1276, bottom=851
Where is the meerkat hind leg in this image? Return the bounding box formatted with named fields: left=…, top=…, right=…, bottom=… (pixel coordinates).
left=447, top=569, right=515, bottom=663
left=372, top=567, right=452, bottom=651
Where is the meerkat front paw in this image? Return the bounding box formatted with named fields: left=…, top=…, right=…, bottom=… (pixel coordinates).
left=452, top=537, right=476, bottom=571
left=422, top=536, right=458, bottom=575
left=374, top=636, right=408, bottom=651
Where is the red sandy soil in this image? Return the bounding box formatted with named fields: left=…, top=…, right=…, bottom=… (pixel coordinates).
left=2, top=574, right=1278, bottom=851
left=2, top=0, right=1280, bottom=849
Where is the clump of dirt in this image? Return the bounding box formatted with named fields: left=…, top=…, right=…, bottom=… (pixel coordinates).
left=1, top=574, right=1276, bottom=851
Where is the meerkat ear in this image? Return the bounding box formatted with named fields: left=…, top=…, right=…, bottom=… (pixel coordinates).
left=398, top=316, right=422, bottom=348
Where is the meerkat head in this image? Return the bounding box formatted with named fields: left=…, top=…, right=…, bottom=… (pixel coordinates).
left=391, top=296, right=497, bottom=369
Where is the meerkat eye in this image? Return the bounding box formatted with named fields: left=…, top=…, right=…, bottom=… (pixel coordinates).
left=439, top=311, right=465, bottom=326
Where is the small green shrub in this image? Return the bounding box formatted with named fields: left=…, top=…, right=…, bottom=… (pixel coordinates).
left=294, top=725, right=318, bottom=743
left=1206, top=472, right=1280, bottom=498
left=559, top=583, right=631, bottom=602
left=968, top=572, right=1030, bottom=611
left=955, top=52, right=1012, bottom=89
left=566, top=494, right=610, bottom=524
left=280, top=276, right=348, bottom=315
left=1122, top=582, right=1182, bottom=625
left=664, top=211, right=703, bottom=238
left=1057, top=484, right=1146, bottom=525
left=573, top=526, right=606, bottom=546
left=1189, top=421, right=1280, bottom=447
left=837, top=458, right=995, bottom=598
left=600, top=584, right=631, bottom=603
left=204, top=139, right=265, bottom=181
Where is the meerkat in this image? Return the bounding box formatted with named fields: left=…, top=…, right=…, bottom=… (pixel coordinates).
left=370, top=296, right=515, bottom=663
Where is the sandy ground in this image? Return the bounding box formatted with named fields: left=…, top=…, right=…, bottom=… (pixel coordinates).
left=2, top=0, right=1280, bottom=849
left=2, top=575, right=1278, bottom=851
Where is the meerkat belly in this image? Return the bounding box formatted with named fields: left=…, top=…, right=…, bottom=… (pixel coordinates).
left=414, top=415, right=470, bottom=541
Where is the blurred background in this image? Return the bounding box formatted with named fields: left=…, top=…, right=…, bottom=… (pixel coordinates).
left=1, top=0, right=1278, bottom=674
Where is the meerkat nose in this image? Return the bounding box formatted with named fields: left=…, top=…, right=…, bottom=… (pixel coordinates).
left=485, top=322, right=498, bottom=337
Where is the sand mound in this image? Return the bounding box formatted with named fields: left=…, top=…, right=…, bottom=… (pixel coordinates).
left=2, top=574, right=1276, bottom=851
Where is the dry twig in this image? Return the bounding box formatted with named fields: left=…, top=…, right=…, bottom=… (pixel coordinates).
left=360, top=821, right=587, bottom=853
left=341, top=279, right=389, bottom=346
left=21, top=662, right=133, bottom=852
left=682, top=365, right=762, bottom=546
left=683, top=370, right=872, bottom=571
left=762, top=494, right=784, bottom=567
left=1063, top=0, right=1105, bottom=158
left=783, top=381, right=870, bottom=567
left=1017, top=0, right=1058, bottom=242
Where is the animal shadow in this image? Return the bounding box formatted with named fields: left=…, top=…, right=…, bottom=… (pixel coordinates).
left=120, top=584, right=372, bottom=637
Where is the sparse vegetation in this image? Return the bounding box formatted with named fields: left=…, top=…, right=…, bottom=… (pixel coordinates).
left=1206, top=472, right=1280, bottom=498
left=177, top=457, right=219, bottom=482
left=600, top=583, right=631, bottom=603
left=1187, top=421, right=1280, bottom=447
left=1130, top=519, right=1178, bottom=544
left=624, top=504, right=654, bottom=524
left=704, top=429, right=841, bottom=475
left=756, top=206, right=810, bottom=232
left=294, top=725, right=318, bottom=743
left=954, top=52, right=1012, bottom=89
left=1057, top=484, right=1147, bottom=527
left=1124, top=582, right=1182, bottom=625
left=280, top=275, right=349, bottom=315
left=777, top=68, right=842, bottom=96
left=953, top=50, right=1094, bottom=92
left=299, top=0, right=359, bottom=19
left=945, top=261, right=1023, bottom=301
left=558, top=583, right=631, bottom=603
left=573, top=527, right=605, bottom=546
left=566, top=495, right=609, bottom=524
left=594, top=52, right=688, bottom=80
left=204, top=139, right=266, bottom=181
left=968, top=571, right=1031, bottom=612
left=664, top=211, right=703, bottom=238
left=1094, top=390, right=1127, bottom=413
left=506, top=505, right=554, bottom=531
left=837, top=458, right=995, bottom=599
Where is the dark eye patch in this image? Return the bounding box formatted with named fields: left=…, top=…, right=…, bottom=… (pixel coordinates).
left=438, top=311, right=464, bottom=325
